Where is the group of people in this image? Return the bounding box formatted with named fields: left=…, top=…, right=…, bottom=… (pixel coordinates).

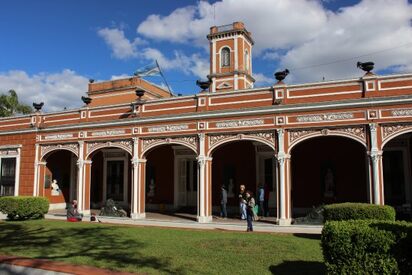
left=221, top=183, right=270, bottom=232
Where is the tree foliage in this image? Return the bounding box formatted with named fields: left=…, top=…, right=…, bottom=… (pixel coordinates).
left=0, top=89, right=32, bottom=117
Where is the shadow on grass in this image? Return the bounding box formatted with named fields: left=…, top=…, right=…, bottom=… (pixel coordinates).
left=269, top=261, right=325, bottom=275
left=293, top=233, right=321, bottom=240
left=0, top=222, right=183, bottom=274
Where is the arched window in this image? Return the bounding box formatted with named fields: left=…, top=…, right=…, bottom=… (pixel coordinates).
left=244, top=50, right=249, bottom=70
left=221, top=47, right=230, bottom=67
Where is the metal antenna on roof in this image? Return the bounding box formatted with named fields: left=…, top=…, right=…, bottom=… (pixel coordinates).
left=155, top=60, right=174, bottom=96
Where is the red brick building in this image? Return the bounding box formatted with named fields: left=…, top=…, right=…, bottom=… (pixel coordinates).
left=1, top=22, right=412, bottom=225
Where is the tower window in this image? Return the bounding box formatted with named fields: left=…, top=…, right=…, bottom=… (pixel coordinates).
left=221, top=47, right=230, bottom=67
left=244, top=50, right=249, bottom=70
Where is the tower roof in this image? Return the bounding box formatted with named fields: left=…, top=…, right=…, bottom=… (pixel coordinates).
left=207, top=22, right=254, bottom=45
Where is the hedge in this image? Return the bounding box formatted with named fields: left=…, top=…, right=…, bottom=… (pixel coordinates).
left=323, top=202, right=395, bottom=222
left=322, top=220, right=412, bottom=274
left=0, top=196, right=49, bottom=220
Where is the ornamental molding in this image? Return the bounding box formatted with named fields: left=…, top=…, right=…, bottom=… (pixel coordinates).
left=86, top=140, right=133, bottom=157
left=391, top=109, right=412, bottom=117
left=43, top=133, right=74, bottom=141
left=215, top=119, right=265, bottom=128
left=381, top=123, right=412, bottom=145
left=208, top=131, right=276, bottom=152
left=147, top=124, right=189, bottom=133
left=40, top=143, right=79, bottom=159
left=141, top=135, right=198, bottom=155
left=90, top=129, right=126, bottom=137
left=288, top=126, right=366, bottom=149
left=296, top=112, right=354, bottom=123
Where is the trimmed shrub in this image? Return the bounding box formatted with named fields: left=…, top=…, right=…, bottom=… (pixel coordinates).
left=322, top=220, right=412, bottom=275
left=0, top=196, right=49, bottom=220
left=323, top=202, right=395, bottom=222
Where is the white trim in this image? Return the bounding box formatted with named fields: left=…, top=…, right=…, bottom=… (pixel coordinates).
left=0, top=146, right=22, bottom=197
left=212, top=41, right=216, bottom=74
left=234, top=35, right=238, bottom=71
left=4, top=95, right=412, bottom=137
left=33, top=144, right=39, bottom=196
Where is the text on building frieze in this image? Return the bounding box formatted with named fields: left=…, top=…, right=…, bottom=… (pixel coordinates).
left=296, top=113, right=354, bottom=123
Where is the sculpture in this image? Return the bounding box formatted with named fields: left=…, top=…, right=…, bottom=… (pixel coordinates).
left=148, top=179, right=155, bottom=197
left=51, top=179, right=60, bottom=196
left=100, top=199, right=127, bottom=217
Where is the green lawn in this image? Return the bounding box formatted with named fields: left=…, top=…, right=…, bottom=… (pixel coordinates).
left=0, top=220, right=324, bottom=275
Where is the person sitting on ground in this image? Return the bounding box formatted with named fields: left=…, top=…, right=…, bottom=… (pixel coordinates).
left=66, top=200, right=83, bottom=222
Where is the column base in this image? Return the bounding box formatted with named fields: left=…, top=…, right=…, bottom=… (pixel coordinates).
left=197, top=215, right=213, bottom=223
left=277, top=218, right=292, bottom=226
left=131, top=213, right=146, bottom=219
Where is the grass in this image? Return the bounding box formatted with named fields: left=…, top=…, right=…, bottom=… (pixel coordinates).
left=0, top=219, right=324, bottom=275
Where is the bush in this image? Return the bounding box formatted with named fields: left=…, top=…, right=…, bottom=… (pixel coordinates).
left=0, top=196, right=49, bottom=220
left=322, top=220, right=412, bottom=274
left=323, top=202, right=395, bottom=222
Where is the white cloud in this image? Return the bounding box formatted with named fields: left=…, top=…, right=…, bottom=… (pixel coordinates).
left=136, top=0, right=412, bottom=83
left=279, top=0, right=412, bottom=82
left=253, top=73, right=273, bottom=86
left=141, top=48, right=209, bottom=78
left=137, top=0, right=327, bottom=52
left=97, top=27, right=145, bottom=59
left=0, top=70, right=89, bottom=112
left=111, top=74, right=132, bottom=80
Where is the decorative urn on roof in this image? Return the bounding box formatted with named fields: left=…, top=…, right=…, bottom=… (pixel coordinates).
left=357, top=61, right=374, bottom=73
left=33, top=102, right=44, bottom=112
left=81, top=96, right=92, bottom=105
left=274, top=69, right=290, bottom=82
left=196, top=79, right=211, bottom=92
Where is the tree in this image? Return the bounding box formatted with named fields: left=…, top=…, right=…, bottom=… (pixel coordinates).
left=0, top=90, right=32, bottom=117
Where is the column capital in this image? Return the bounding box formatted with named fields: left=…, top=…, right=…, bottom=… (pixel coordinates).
left=36, top=161, right=47, bottom=166
left=276, top=153, right=290, bottom=162
left=369, top=123, right=378, bottom=132
left=131, top=158, right=146, bottom=167
left=197, top=156, right=212, bottom=165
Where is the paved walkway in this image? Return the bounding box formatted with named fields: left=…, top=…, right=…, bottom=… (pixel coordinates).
left=45, top=211, right=323, bottom=234
left=0, top=255, right=138, bottom=275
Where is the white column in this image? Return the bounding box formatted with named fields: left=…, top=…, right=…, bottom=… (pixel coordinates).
left=197, top=133, right=212, bottom=223
left=76, top=141, right=85, bottom=212
left=131, top=137, right=146, bottom=219
left=14, top=148, right=21, bottom=196
left=33, top=144, right=39, bottom=196
left=276, top=129, right=291, bottom=226
left=369, top=123, right=383, bottom=205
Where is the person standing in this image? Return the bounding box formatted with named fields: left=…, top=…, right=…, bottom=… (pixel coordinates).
left=239, top=185, right=247, bottom=220
left=220, top=185, right=228, bottom=219
left=257, top=184, right=265, bottom=218
left=245, top=190, right=255, bottom=232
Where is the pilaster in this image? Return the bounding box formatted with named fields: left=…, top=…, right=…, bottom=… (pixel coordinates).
left=368, top=123, right=384, bottom=205
left=276, top=129, right=292, bottom=226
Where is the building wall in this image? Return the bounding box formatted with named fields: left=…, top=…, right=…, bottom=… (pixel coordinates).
left=0, top=133, right=36, bottom=196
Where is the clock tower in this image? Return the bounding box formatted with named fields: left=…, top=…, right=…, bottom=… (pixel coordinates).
left=207, top=22, right=255, bottom=92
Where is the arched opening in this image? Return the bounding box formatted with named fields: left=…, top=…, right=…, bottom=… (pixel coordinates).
left=383, top=132, right=412, bottom=219
left=291, top=136, right=368, bottom=218
left=221, top=47, right=230, bottom=67
left=89, top=148, right=132, bottom=214
left=210, top=140, right=276, bottom=219
left=43, top=150, right=77, bottom=209
left=144, top=144, right=197, bottom=218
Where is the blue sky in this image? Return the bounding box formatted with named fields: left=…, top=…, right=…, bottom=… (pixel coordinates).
left=1, top=0, right=412, bottom=111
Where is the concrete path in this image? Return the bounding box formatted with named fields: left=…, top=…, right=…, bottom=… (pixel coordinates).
left=45, top=212, right=323, bottom=234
